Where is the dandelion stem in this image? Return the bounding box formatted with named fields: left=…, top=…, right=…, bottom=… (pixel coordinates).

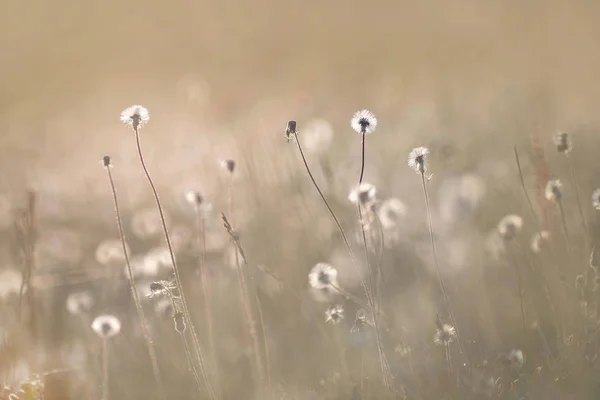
left=194, top=207, right=220, bottom=397
left=105, top=164, right=167, bottom=400
left=133, top=127, right=215, bottom=400
left=292, top=130, right=391, bottom=389
left=419, top=172, right=467, bottom=371
left=101, top=338, right=109, bottom=400
left=507, top=247, right=528, bottom=338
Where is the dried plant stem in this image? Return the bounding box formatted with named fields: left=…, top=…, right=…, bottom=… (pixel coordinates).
left=194, top=208, right=220, bottom=396
left=419, top=172, right=467, bottom=370
left=133, top=128, right=215, bottom=400
left=179, top=329, right=204, bottom=397
left=254, top=289, right=273, bottom=398
left=507, top=247, right=527, bottom=338
left=226, top=177, right=266, bottom=386
left=101, top=338, right=109, bottom=400
left=105, top=165, right=167, bottom=400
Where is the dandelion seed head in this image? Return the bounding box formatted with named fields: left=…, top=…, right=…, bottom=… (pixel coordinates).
left=325, top=304, right=344, bottom=324
left=348, top=182, right=377, bottom=206
left=545, top=179, right=563, bottom=202
left=433, top=324, right=456, bottom=346
left=350, top=109, right=377, bottom=135
left=185, top=190, right=204, bottom=207
left=408, top=147, right=429, bottom=174
left=91, top=315, right=121, bottom=339
left=308, top=262, right=338, bottom=290
left=554, top=132, right=571, bottom=154
left=300, top=118, right=334, bottom=155
left=147, top=280, right=177, bottom=298
left=95, top=239, right=129, bottom=266
left=66, top=291, right=94, bottom=315
left=376, top=198, right=407, bottom=230
left=531, top=230, right=550, bottom=253
left=497, top=214, right=523, bottom=241
left=592, top=188, right=600, bottom=210
left=120, top=105, right=149, bottom=129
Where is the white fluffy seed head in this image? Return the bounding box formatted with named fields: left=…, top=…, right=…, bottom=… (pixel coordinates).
left=308, top=263, right=338, bottom=290
left=545, top=179, right=563, bottom=202
left=66, top=291, right=94, bottom=315
left=592, top=188, right=600, bottom=210
left=408, top=147, right=430, bottom=174
left=120, top=105, right=150, bottom=129
left=348, top=182, right=377, bottom=206
left=325, top=304, right=344, bottom=324
left=350, top=110, right=377, bottom=135
left=498, top=214, right=523, bottom=241
left=91, top=315, right=121, bottom=339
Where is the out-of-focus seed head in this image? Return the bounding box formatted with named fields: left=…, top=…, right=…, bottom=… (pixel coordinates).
left=325, top=304, right=344, bottom=325
left=497, top=215, right=523, bottom=241
left=350, top=110, right=377, bottom=135
left=554, top=132, right=571, bottom=154
left=95, top=239, right=129, bottom=266
left=185, top=190, right=203, bottom=207
left=348, top=182, right=377, bottom=206
left=408, top=147, right=430, bottom=174
left=120, top=105, right=150, bottom=130
left=592, top=188, right=600, bottom=210
left=308, top=263, right=338, bottom=290
left=66, top=291, right=94, bottom=315
left=91, top=315, right=121, bottom=339
left=531, top=230, right=550, bottom=253
left=433, top=323, right=456, bottom=346
left=545, top=179, right=563, bottom=202
left=377, top=198, right=407, bottom=230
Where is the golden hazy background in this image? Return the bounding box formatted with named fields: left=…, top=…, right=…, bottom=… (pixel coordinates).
left=2, top=0, right=600, bottom=398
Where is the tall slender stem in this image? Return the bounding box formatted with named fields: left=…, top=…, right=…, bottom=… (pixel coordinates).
left=194, top=207, right=220, bottom=397
left=133, top=128, right=215, bottom=400
left=105, top=165, right=167, bottom=400
left=420, top=172, right=467, bottom=370
left=102, top=339, right=109, bottom=400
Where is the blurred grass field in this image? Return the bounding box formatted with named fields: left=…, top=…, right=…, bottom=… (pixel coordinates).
left=1, top=0, right=600, bottom=398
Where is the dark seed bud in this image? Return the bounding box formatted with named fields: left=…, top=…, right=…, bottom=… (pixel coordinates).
left=224, top=159, right=236, bottom=174
left=103, top=156, right=111, bottom=167
left=285, top=121, right=297, bottom=140
left=150, top=282, right=164, bottom=293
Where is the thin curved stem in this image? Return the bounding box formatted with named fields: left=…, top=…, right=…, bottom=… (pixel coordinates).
left=420, top=172, right=467, bottom=370
left=133, top=128, right=215, bottom=400
left=105, top=166, right=167, bottom=400
left=567, top=155, right=589, bottom=248
left=101, top=339, right=109, bottom=400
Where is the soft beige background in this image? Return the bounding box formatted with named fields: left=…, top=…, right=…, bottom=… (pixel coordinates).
left=1, top=0, right=600, bottom=213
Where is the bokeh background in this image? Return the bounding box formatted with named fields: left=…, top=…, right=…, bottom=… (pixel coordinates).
left=1, top=0, right=600, bottom=398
